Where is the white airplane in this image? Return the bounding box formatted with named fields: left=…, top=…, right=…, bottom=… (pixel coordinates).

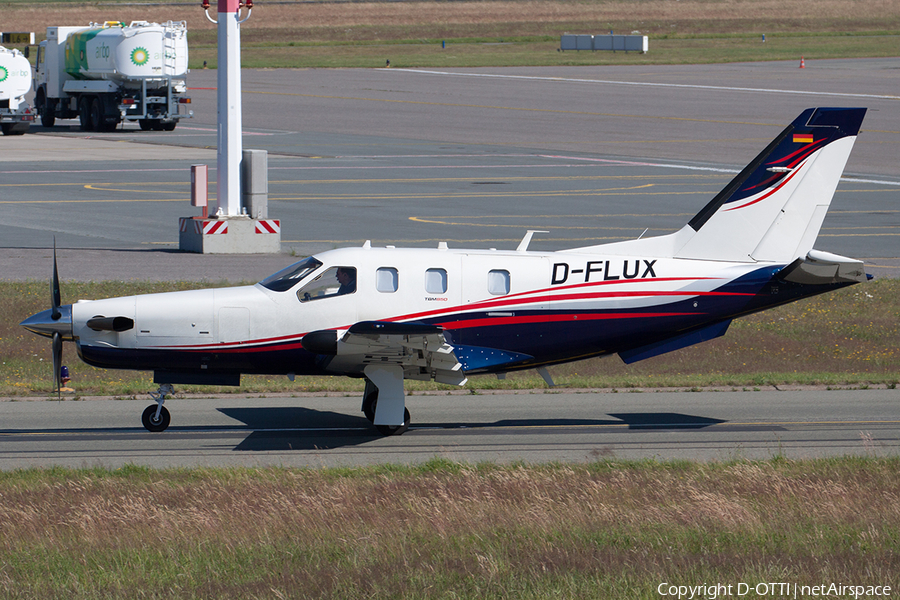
left=22, top=107, right=870, bottom=435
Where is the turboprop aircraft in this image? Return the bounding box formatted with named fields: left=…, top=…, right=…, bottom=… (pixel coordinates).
left=22, top=107, right=870, bottom=435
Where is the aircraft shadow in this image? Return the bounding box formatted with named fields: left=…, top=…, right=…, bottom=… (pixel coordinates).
left=607, top=412, right=727, bottom=429
left=419, top=412, right=727, bottom=431
left=218, top=407, right=382, bottom=451
left=219, top=407, right=730, bottom=452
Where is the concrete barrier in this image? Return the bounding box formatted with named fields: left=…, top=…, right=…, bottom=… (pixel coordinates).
left=560, top=34, right=648, bottom=53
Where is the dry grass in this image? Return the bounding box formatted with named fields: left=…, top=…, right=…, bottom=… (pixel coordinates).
left=5, top=0, right=900, bottom=42
left=1, top=459, right=899, bottom=598
left=6, top=0, right=899, bottom=68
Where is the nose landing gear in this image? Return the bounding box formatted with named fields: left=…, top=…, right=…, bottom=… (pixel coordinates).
left=142, top=383, right=174, bottom=432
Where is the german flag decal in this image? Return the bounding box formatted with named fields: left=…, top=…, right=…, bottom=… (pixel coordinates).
left=793, top=133, right=814, bottom=144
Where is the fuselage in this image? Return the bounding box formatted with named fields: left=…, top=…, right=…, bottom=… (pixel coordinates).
left=65, top=244, right=844, bottom=381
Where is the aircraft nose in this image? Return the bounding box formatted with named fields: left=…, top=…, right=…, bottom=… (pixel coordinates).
left=20, top=305, right=74, bottom=340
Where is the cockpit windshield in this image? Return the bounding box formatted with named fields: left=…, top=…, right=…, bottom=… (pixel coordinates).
left=258, top=257, right=323, bottom=292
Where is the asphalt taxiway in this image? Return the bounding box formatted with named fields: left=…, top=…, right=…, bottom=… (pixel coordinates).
left=2, top=59, right=898, bottom=280
left=1, top=388, right=897, bottom=469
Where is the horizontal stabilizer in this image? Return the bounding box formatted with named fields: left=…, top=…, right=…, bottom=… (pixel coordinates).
left=618, top=320, right=731, bottom=364
left=777, top=250, right=867, bottom=285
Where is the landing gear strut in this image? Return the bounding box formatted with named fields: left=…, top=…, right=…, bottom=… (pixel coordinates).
left=142, top=383, right=173, bottom=432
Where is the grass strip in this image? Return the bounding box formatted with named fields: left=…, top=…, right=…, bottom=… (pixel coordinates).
left=0, top=457, right=898, bottom=599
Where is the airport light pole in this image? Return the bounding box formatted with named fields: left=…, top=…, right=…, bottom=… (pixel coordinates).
left=203, top=0, right=251, bottom=217
left=181, top=0, right=278, bottom=253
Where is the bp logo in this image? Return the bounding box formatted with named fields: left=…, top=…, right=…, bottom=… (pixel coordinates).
left=0, top=66, right=8, bottom=82
left=130, top=47, right=150, bottom=66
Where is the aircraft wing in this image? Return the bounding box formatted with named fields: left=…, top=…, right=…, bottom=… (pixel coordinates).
left=302, top=321, right=535, bottom=384
left=302, top=321, right=467, bottom=385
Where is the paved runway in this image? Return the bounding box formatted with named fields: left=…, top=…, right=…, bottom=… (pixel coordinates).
left=1, top=59, right=898, bottom=282
left=0, top=388, right=897, bottom=469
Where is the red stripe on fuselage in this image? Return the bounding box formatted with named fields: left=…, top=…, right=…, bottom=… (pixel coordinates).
left=438, top=311, right=694, bottom=330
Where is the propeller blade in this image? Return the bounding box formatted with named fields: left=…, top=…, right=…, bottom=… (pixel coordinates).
left=51, top=239, right=62, bottom=321
left=52, top=331, right=62, bottom=398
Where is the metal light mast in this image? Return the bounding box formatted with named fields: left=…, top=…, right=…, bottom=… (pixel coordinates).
left=203, top=0, right=251, bottom=216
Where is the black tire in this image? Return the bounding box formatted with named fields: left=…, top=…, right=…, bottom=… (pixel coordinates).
left=36, top=89, right=56, bottom=128
left=362, top=382, right=410, bottom=434
left=376, top=408, right=411, bottom=436
left=160, top=121, right=177, bottom=131
left=142, top=404, right=171, bottom=432
left=139, top=119, right=153, bottom=131
left=79, top=97, right=94, bottom=131
left=41, top=99, right=56, bottom=128
left=90, top=97, right=105, bottom=132
left=362, top=386, right=378, bottom=423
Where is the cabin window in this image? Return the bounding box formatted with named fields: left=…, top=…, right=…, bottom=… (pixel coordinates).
left=425, top=268, right=448, bottom=294
left=259, top=257, right=322, bottom=292
left=376, top=267, right=399, bottom=293
left=297, top=266, right=356, bottom=302
left=488, top=269, right=510, bottom=295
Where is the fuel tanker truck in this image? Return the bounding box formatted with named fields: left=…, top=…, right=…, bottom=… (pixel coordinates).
left=0, top=45, right=34, bottom=135
left=34, top=21, right=192, bottom=131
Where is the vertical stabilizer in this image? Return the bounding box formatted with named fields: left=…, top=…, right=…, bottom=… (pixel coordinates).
left=674, top=108, right=866, bottom=263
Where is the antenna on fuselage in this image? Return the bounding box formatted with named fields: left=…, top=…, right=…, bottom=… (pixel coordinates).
left=517, top=230, right=549, bottom=252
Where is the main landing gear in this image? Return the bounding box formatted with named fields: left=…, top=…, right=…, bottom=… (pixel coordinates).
left=142, top=383, right=173, bottom=432
left=362, top=365, right=411, bottom=436
left=362, top=378, right=410, bottom=436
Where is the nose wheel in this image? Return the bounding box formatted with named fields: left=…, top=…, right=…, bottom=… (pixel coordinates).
left=142, top=383, right=174, bottom=432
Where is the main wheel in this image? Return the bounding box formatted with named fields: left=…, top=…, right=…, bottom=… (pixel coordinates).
left=362, top=382, right=410, bottom=435
left=142, top=404, right=171, bottom=432
left=376, top=408, right=410, bottom=436
left=362, top=386, right=378, bottom=423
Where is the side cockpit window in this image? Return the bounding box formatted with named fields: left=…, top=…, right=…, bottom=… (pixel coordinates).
left=298, top=266, right=357, bottom=302
left=259, top=257, right=323, bottom=292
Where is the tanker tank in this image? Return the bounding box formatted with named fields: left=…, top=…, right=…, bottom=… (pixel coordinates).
left=64, top=21, right=189, bottom=87
left=0, top=45, right=34, bottom=134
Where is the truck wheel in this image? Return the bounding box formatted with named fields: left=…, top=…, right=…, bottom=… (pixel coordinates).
left=91, top=98, right=107, bottom=132
left=79, top=97, right=94, bottom=131
left=41, top=99, right=56, bottom=128
left=35, top=89, right=56, bottom=128
left=139, top=119, right=154, bottom=131
left=160, top=121, right=177, bottom=131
